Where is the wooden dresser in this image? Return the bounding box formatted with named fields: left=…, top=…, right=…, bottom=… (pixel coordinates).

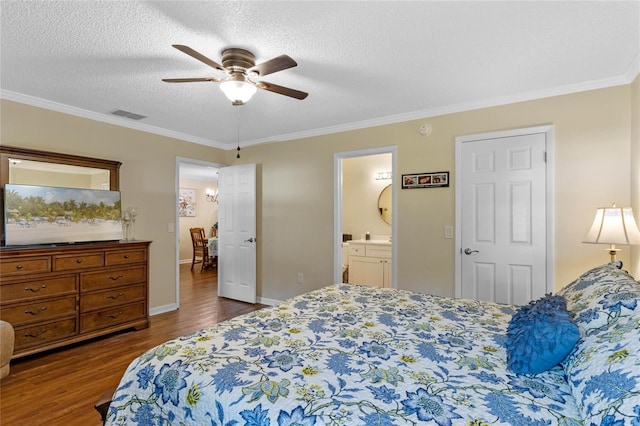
left=0, top=240, right=150, bottom=358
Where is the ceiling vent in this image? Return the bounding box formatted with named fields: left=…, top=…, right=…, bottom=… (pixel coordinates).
left=110, top=109, right=147, bottom=120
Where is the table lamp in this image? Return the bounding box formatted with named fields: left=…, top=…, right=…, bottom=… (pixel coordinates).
left=584, top=204, right=640, bottom=262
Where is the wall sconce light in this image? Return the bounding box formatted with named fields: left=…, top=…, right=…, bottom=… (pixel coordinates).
left=206, top=188, right=218, bottom=203
left=583, top=204, right=640, bottom=262
left=374, top=172, right=392, bottom=180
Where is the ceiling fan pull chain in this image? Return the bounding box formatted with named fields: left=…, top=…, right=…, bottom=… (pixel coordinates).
left=236, top=105, right=241, bottom=159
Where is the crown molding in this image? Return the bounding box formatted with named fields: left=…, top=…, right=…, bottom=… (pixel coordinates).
left=624, top=50, right=640, bottom=82
left=0, top=90, right=225, bottom=149
left=3, top=64, right=638, bottom=151
left=243, top=69, right=639, bottom=148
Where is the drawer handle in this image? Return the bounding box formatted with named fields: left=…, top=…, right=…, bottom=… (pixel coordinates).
left=25, top=307, right=47, bottom=315
left=107, top=274, right=124, bottom=281
left=25, top=285, right=47, bottom=293
left=107, top=293, right=124, bottom=300
left=76, top=259, right=83, bottom=264
left=16, top=264, right=23, bottom=270
left=107, top=311, right=123, bottom=319
left=24, top=329, right=47, bottom=338
left=124, top=255, right=130, bottom=259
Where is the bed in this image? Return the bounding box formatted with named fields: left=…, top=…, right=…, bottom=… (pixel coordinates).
left=103, top=263, right=640, bottom=425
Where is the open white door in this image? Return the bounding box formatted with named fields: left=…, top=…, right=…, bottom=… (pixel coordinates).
left=217, top=163, right=257, bottom=303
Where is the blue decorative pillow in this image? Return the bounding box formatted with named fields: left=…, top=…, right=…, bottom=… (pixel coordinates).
left=506, top=294, right=580, bottom=374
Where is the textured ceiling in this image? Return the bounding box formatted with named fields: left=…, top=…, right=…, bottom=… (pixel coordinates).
left=1, top=1, right=638, bottom=150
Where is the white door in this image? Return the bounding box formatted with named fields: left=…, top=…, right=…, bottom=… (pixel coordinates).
left=455, top=127, right=552, bottom=305
left=217, top=163, right=257, bottom=303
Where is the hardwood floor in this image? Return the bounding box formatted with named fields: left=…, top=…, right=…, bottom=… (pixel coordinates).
left=0, top=264, right=266, bottom=425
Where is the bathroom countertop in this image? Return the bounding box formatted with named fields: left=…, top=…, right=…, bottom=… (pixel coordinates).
left=347, top=239, right=391, bottom=245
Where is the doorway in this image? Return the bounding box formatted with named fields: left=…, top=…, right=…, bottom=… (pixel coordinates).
left=454, top=126, right=554, bottom=305
left=334, top=146, right=397, bottom=287
left=174, top=157, right=223, bottom=309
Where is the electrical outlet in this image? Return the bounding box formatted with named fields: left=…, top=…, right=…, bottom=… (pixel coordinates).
left=297, top=273, right=304, bottom=284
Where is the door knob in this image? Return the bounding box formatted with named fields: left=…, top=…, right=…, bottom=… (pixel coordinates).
left=464, top=248, right=479, bottom=255
left=244, top=237, right=255, bottom=243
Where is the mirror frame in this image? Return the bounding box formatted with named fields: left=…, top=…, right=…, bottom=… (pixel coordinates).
left=378, top=184, right=392, bottom=225
left=0, top=145, right=121, bottom=190
left=0, top=146, right=122, bottom=246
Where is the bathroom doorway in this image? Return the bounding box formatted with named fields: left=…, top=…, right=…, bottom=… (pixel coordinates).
left=333, top=146, right=397, bottom=287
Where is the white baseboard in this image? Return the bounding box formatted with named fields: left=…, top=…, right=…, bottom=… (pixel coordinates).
left=151, top=296, right=280, bottom=315
left=257, top=296, right=282, bottom=306
left=150, top=303, right=178, bottom=316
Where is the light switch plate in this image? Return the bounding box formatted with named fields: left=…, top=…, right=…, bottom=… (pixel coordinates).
left=444, top=225, right=454, bottom=239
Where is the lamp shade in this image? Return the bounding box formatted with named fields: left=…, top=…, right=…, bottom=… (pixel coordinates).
left=584, top=206, right=640, bottom=245
left=220, top=80, right=257, bottom=105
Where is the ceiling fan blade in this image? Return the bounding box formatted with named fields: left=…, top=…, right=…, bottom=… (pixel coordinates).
left=256, top=81, right=308, bottom=100
left=249, top=55, right=297, bottom=77
left=162, top=77, right=221, bottom=83
left=172, top=45, right=224, bottom=71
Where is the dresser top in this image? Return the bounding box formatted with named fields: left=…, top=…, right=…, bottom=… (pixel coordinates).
left=1, top=240, right=151, bottom=256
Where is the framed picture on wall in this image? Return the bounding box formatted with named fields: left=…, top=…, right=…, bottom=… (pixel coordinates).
left=402, top=171, right=449, bottom=189
left=179, top=188, right=197, bottom=217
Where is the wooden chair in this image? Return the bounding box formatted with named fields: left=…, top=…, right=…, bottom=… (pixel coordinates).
left=189, top=227, right=210, bottom=272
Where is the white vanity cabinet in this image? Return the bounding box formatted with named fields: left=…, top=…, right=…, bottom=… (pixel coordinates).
left=348, top=241, right=391, bottom=288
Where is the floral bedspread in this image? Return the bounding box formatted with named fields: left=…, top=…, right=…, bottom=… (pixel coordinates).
left=106, top=284, right=582, bottom=425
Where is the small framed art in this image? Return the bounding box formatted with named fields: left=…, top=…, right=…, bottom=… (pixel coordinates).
left=402, top=171, right=449, bottom=189
left=179, top=188, right=197, bottom=217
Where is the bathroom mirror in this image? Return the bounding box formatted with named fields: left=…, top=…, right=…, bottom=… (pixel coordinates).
left=378, top=184, right=392, bottom=225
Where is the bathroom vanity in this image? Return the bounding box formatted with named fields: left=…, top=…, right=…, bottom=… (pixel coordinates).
left=347, top=240, right=392, bottom=288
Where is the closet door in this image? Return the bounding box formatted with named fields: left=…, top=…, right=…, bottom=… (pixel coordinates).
left=456, top=127, right=551, bottom=305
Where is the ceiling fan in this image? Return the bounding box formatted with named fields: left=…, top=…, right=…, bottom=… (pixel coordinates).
left=162, top=45, right=308, bottom=105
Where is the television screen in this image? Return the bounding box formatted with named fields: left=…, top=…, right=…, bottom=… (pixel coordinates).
left=4, top=184, right=123, bottom=246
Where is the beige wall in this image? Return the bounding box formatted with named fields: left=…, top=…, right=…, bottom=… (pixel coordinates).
left=0, top=100, right=227, bottom=311
left=1, top=80, right=636, bottom=309
left=234, top=84, right=634, bottom=301
left=178, top=178, right=218, bottom=263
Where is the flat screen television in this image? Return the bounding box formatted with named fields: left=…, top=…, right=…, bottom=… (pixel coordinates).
left=3, top=183, right=123, bottom=246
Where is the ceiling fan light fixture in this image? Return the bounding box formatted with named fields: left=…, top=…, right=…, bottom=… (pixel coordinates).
left=164, top=45, right=307, bottom=102
left=220, top=79, right=257, bottom=105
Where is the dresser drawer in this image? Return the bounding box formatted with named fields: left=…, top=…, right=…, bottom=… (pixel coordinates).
left=14, top=318, right=78, bottom=350
left=80, top=302, right=146, bottom=333
left=53, top=253, right=104, bottom=271
left=81, top=284, right=145, bottom=312
left=105, top=249, right=146, bottom=266
left=0, top=275, right=77, bottom=304
left=0, top=257, right=51, bottom=277
left=80, top=266, right=146, bottom=291
left=1, top=296, right=77, bottom=327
